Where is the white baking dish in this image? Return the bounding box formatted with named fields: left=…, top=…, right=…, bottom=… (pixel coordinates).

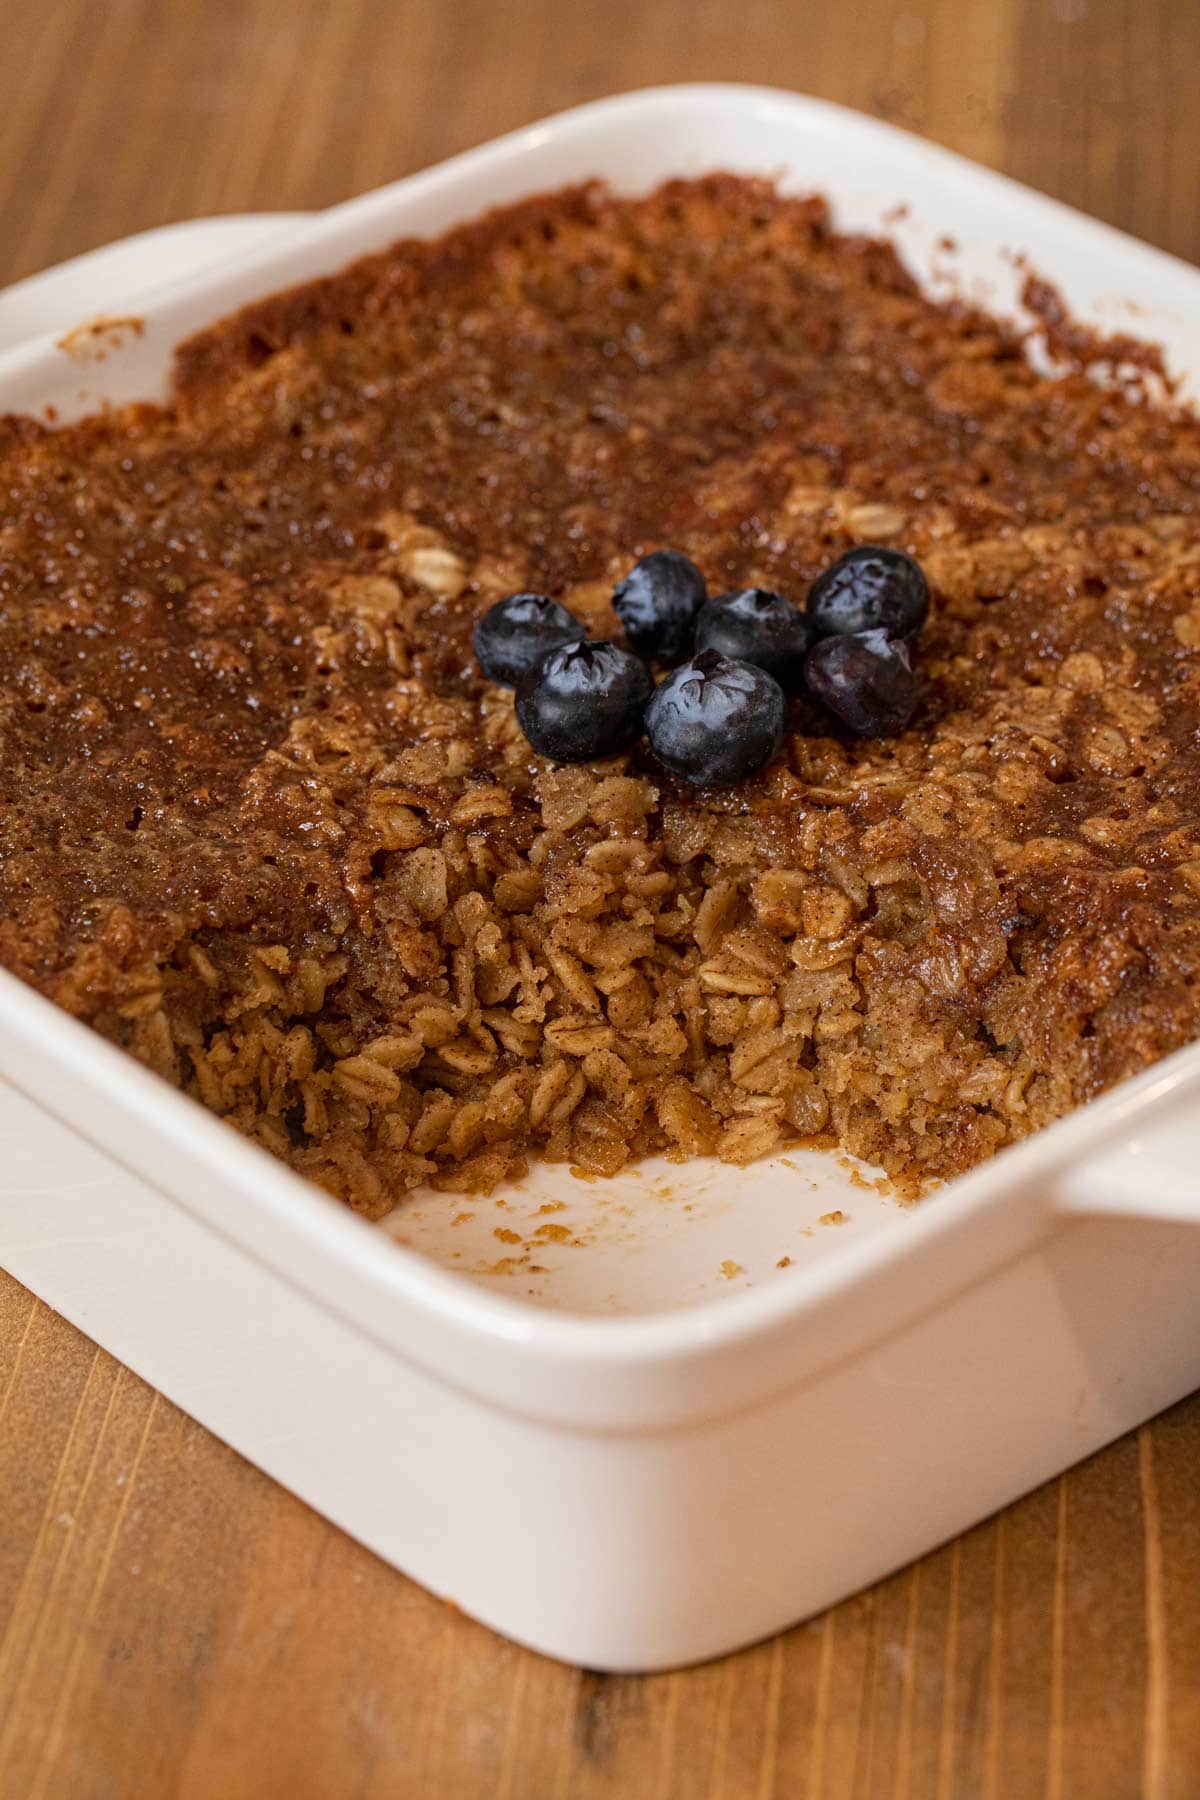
left=2, top=84, right=1199, bottom=1672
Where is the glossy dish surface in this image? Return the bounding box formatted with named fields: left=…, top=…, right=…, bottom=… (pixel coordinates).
left=1, top=88, right=1199, bottom=1671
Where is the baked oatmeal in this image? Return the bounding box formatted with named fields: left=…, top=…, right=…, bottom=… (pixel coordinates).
left=3, top=176, right=1200, bottom=1216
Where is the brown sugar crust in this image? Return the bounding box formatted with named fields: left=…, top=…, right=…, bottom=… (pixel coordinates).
left=4, top=176, right=1200, bottom=1214
left=1019, top=270, right=1173, bottom=389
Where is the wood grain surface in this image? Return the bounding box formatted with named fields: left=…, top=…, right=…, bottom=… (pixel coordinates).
left=3, top=2, right=1200, bottom=1794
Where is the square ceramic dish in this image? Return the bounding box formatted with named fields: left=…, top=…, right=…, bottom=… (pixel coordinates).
left=2, top=85, right=1200, bottom=1672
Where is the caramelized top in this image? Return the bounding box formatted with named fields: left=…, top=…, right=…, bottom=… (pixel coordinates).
left=3, top=176, right=1200, bottom=1098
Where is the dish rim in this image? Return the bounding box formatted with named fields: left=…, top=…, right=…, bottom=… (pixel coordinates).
left=3, top=80, right=1200, bottom=1385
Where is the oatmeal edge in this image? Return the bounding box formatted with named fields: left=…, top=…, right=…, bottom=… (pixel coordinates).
left=2, top=177, right=1200, bottom=1215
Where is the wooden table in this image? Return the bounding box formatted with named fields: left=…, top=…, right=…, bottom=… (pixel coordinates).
left=3, top=2, right=1199, bottom=1793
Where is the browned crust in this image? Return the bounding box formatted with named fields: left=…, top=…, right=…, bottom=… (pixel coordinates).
left=2, top=176, right=1199, bottom=1213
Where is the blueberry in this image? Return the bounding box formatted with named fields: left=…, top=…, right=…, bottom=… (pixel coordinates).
left=694, top=588, right=812, bottom=690
left=473, top=592, right=584, bottom=687
left=804, top=628, right=919, bottom=737
left=612, top=551, right=707, bottom=662
left=645, top=650, right=785, bottom=786
left=515, top=640, right=653, bottom=762
left=806, top=545, right=929, bottom=641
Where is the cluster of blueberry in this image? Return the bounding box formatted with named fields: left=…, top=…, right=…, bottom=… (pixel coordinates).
left=472, top=545, right=929, bottom=787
